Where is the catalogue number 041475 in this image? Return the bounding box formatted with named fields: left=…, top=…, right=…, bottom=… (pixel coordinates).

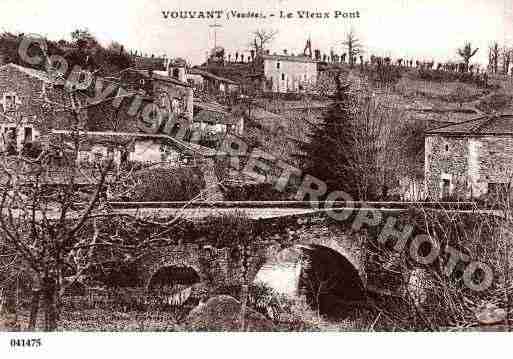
left=10, top=338, right=42, bottom=348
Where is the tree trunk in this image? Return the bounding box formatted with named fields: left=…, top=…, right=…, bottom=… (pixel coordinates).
left=240, top=284, right=248, bottom=332
left=0, top=284, right=17, bottom=315
left=28, top=289, right=41, bottom=330
left=42, top=277, right=58, bottom=331
left=349, top=44, right=353, bottom=68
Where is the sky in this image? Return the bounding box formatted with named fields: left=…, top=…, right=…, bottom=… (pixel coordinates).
left=1, top=0, right=512, bottom=66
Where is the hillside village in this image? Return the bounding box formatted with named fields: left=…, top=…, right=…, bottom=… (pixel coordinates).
left=2, top=25, right=513, bottom=334
left=1, top=29, right=513, bottom=202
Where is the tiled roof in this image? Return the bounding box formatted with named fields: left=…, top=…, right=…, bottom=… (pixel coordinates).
left=188, top=68, right=238, bottom=85
left=120, top=68, right=190, bottom=87
left=248, top=107, right=286, bottom=122
left=193, top=100, right=241, bottom=125
left=194, top=100, right=228, bottom=114
left=1, top=63, right=56, bottom=84
left=194, top=110, right=239, bottom=125
left=51, top=130, right=221, bottom=157
left=261, top=54, right=317, bottom=63
left=425, top=114, right=513, bottom=135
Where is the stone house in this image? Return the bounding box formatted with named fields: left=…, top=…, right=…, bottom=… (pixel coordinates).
left=425, top=115, right=513, bottom=200
left=0, top=63, right=88, bottom=154
left=51, top=130, right=219, bottom=167
left=116, top=67, right=194, bottom=129
left=193, top=100, right=244, bottom=137
left=259, top=53, right=318, bottom=93
left=187, top=68, right=239, bottom=95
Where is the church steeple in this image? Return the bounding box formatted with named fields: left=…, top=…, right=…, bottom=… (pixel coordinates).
left=303, top=36, right=312, bottom=58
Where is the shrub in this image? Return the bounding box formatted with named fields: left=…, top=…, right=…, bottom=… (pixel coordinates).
left=477, top=92, right=513, bottom=113
left=212, top=282, right=291, bottom=322
left=362, top=65, right=403, bottom=86
left=221, top=183, right=290, bottom=201
left=128, top=166, right=205, bottom=201
left=416, top=68, right=492, bottom=88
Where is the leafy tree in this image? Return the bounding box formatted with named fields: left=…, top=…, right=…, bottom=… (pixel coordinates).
left=457, top=42, right=479, bottom=71
left=70, top=28, right=98, bottom=49
left=295, top=72, right=358, bottom=198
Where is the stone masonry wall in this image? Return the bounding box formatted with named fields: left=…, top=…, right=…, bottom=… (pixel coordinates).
left=0, top=64, right=77, bottom=133
left=425, top=135, right=469, bottom=199
left=138, top=216, right=368, bottom=292
left=426, top=134, right=513, bottom=199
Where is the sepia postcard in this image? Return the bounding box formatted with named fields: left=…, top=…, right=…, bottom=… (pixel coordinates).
left=0, top=0, right=512, bottom=357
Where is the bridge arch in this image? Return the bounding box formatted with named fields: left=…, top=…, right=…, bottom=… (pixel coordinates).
left=147, top=265, right=201, bottom=306
left=139, top=244, right=206, bottom=290
left=255, top=235, right=366, bottom=315
left=148, top=265, right=201, bottom=289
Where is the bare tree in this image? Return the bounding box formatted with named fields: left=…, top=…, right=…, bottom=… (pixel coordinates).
left=0, top=118, right=114, bottom=330
left=502, top=46, right=513, bottom=75
left=249, top=29, right=279, bottom=56
left=0, top=88, right=225, bottom=331
left=347, top=80, right=406, bottom=200
left=489, top=42, right=500, bottom=73
left=342, top=28, right=363, bottom=68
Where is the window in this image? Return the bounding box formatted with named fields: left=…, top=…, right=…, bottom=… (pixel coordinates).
left=171, top=98, right=182, bottom=114
left=2, top=93, right=18, bottom=112
left=106, top=147, right=115, bottom=161
left=3, top=127, right=17, bottom=155
left=445, top=144, right=449, bottom=152
left=281, top=73, right=285, bottom=81
left=79, top=152, right=89, bottom=163
left=93, top=152, right=103, bottom=162
left=442, top=179, right=450, bottom=198
left=276, top=62, right=281, bottom=69
left=23, top=127, right=32, bottom=143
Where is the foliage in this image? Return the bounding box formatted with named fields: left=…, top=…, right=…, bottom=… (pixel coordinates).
left=0, top=30, right=132, bottom=79
left=197, top=212, right=253, bottom=249
left=416, top=69, right=490, bottom=88
left=457, top=41, right=479, bottom=67
left=362, top=65, right=403, bottom=86
left=295, top=72, right=358, bottom=199
left=0, top=32, right=63, bottom=71
left=363, top=207, right=512, bottom=329
left=221, top=183, right=290, bottom=201
left=212, top=282, right=289, bottom=321
left=396, top=118, right=426, bottom=180
left=476, top=92, right=513, bottom=114
left=128, top=166, right=205, bottom=201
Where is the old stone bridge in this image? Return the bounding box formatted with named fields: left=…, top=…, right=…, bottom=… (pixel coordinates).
left=110, top=201, right=486, bottom=301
